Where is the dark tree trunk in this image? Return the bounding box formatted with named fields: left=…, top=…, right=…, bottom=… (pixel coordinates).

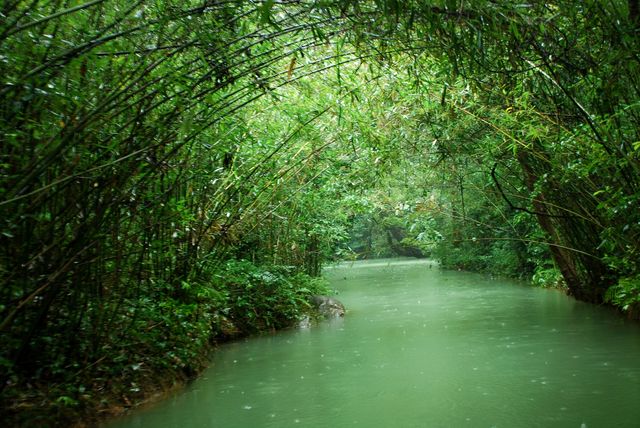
left=516, top=147, right=605, bottom=302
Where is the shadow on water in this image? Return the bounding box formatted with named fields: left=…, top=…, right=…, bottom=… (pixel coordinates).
left=106, top=259, right=640, bottom=428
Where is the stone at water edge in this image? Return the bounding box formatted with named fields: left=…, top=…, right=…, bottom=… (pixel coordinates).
left=310, top=295, right=346, bottom=318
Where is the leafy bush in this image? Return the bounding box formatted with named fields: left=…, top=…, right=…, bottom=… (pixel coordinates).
left=531, top=267, right=565, bottom=289
left=0, top=257, right=329, bottom=426
left=605, top=276, right=640, bottom=315
left=214, top=260, right=330, bottom=333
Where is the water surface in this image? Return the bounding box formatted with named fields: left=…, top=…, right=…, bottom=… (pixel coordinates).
left=107, top=259, right=640, bottom=427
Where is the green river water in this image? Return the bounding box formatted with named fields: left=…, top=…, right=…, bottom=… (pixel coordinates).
left=106, top=259, right=640, bottom=428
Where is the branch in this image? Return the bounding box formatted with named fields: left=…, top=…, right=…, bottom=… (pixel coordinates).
left=490, top=163, right=576, bottom=219
left=4, top=0, right=107, bottom=37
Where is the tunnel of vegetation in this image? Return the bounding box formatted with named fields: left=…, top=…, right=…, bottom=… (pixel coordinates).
left=1, top=0, right=639, bottom=425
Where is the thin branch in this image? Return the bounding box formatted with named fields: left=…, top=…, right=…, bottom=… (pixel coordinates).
left=490, top=163, right=577, bottom=219
left=0, top=147, right=153, bottom=207
left=5, top=0, right=107, bottom=37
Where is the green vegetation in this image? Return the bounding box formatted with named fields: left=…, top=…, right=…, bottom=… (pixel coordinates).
left=1, top=0, right=639, bottom=425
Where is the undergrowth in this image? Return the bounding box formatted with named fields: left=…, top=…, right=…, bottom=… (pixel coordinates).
left=1, top=260, right=329, bottom=427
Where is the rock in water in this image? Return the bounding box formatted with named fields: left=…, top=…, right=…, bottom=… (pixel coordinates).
left=310, top=295, right=346, bottom=318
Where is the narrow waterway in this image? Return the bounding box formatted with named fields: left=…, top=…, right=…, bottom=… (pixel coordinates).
left=107, top=259, right=640, bottom=428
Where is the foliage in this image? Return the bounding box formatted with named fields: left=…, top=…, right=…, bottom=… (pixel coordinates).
left=214, top=260, right=330, bottom=333
left=0, top=257, right=327, bottom=425
left=2, top=0, right=640, bottom=424
left=532, top=267, right=566, bottom=289
left=604, top=276, right=640, bottom=315
left=0, top=2, right=348, bottom=422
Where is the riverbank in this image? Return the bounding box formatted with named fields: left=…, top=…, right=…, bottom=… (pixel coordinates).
left=3, top=315, right=246, bottom=427
left=1, top=261, right=330, bottom=427
left=4, top=341, right=213, bottom=427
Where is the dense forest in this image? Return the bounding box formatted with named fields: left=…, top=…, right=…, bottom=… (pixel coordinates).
left=1, top=0, right=639, bottom=425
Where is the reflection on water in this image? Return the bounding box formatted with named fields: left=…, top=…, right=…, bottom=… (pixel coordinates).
left=106, top=259, right=640, bottom=428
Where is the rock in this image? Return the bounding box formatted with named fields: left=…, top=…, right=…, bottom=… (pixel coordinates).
left=309, top=295, right=346, bottom=318
left=297, top=315, right=311, bottom=329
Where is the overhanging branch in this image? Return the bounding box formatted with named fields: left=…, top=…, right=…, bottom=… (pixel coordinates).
left=490, top=163, right=576, bottom=219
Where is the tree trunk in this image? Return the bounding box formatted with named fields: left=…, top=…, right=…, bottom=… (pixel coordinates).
left=517, top=148, right=585, bottom=297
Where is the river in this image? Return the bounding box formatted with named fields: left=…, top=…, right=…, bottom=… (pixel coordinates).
left=106, top=259, right=640, bottom=427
